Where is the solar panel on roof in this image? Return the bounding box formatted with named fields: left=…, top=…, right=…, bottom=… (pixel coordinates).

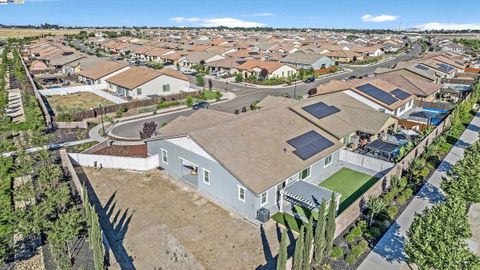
left=391, top=88, right=411, bottom=100
left=356, top=83, right=399, bottom=105
left=437, top=63, right=454, bottom=73
left=302, top=102, right=341, bottom=119
left=415, top=64, right=429, bottom=70
left=287, top=130, right=334, bottom=160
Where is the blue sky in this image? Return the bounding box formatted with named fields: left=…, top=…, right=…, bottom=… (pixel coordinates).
left=0, top=0, right=479, bottom=30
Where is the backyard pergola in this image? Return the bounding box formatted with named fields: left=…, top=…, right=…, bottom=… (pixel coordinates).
left=280, top=180, right=340, bottom=212
left=364, top=139, right=400, bottom=161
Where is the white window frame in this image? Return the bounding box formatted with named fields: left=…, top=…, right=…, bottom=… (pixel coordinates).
left=161, top=149, right=168, bottom=164
left=238, top=185, right=246, bottom=202
left=260, top=191, right=268, bottom=206
left=324, top=154, right=333, bottom=167
left=202, top=168, right=210, bottom=185
left=299, top=166, right=311, bottom=180
left=137, top=88, right=142, bottom=95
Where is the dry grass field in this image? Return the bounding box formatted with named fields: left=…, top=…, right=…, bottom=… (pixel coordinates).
left=0, top=28, right=83, bottom=38
left=46, top=92, right=114, bottom=114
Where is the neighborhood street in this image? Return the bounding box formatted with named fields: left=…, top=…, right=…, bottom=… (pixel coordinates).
left=108, top=44, right=422, bottom=140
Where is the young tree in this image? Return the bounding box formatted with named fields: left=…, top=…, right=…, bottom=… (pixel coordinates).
left=139, top=121, right=158, bottom=139
left=208, top=79, right=213, bottom=90
left=441, top=141, right=480, bottom=203
left=277, top=229, right=288, bottom=270
left=365, top=196, right=387, bottom=226
left=196, top=75, right=205, bottom=88
left=49, top=208, right=84, bottom=262
left=405, top=198, right=480, bottom=270
left=293, top=225, right=305, bottom=270
left=303, top=216, right=314, bottom=270
left=325, top=193, right=337, bottom=257
left=313, top=200, right=326, bottom=267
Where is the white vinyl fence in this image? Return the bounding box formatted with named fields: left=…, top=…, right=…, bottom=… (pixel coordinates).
left=68, top=153, right=159, bottom=171
left=39, top=84, right=128, bottom=104
left=339, top=149, right=394, bottom=172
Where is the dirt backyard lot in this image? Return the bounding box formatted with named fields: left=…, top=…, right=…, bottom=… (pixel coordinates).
left=47, top=92, right=113, bottom=114
left=79, top=167, right=285, bottom=270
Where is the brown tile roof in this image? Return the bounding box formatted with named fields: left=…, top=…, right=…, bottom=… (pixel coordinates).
left=154, top=102, right=342, bottom=195
left=237, top=60, right=291, bottom=73
left=376, top=73, right=441, bottom=98
left=77, top=61, right=128, bottom=80
left=106, top=66, right=188, bottom=90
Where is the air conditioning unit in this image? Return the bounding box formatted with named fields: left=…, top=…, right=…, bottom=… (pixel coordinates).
left=257, top=208, right=270, bottom=223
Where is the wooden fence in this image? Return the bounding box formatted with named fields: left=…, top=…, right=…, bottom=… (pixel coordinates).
left=52, top=91, right=201, bottom=122
left=413, top=100, right=455, bottom=111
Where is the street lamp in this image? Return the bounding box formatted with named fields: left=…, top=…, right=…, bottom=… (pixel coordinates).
left=293, top=79, right=297, bottom=100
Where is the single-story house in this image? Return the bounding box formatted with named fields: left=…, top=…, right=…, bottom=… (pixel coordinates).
left=146, top=102, right=343, bottom=223
left=178, top=51, right=225, bottom=67
left=77, top=61, right=130, bottom=85
left=376, top=73, right=441, bottom=101
left=316, top=78, right=416, bottom=117
left=237, top=60, right=298, bottom=79
left=29, top=60, right=49, bottom=74
left=280, top=52, right=335, bottom=70
left=105, top=66, right=190, bottom=99
left=324, top=50, right=363, bottom=64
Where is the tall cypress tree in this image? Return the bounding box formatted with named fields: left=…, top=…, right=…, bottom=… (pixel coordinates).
left=314, top=200, right=326, bottom=267
left=277, top=229, right=288, bottom=270
left=293, top=225, right=305, bottom=270
left=303, top=216, right=314, bottom=270
left=325, top=193, right=337, bottom=257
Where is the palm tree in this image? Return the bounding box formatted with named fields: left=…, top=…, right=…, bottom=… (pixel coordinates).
left=365, top=196, right=387, bottom=226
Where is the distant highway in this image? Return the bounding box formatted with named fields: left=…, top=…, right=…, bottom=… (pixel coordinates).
left=108, top=44, right=422, bottom=140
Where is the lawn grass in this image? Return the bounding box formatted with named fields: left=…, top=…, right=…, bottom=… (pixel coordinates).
left=47, top=92, right=114, bottom=114
left=271, top=212, right=303, bottom=232
left=319, top=168, right=379, bottom=212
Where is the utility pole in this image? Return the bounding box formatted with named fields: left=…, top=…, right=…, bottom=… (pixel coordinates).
left=293, top=79, right=297, bottom=100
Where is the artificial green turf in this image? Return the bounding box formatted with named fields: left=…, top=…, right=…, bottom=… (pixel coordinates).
left=319, top=167, right=379, bottom=212
left=271, top=212, right=303, bottom=232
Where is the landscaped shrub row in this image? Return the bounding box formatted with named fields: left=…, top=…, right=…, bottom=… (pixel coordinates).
left=325, top=83, right=480, bottom=269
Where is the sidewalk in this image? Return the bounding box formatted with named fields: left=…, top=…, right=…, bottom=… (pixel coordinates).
left=358, top=111, right=480, bottom=270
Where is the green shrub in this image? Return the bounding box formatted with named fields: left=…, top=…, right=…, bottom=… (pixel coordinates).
left=350, top=226, right=362, bottom=238
left=397, top=188, right=413, bottom=205
left=345, top=253, right=358, bottom=266
left=186, top=96, right=193, bottom=107
left=344, top=233, right=356, bottom=244
left=383, top=189, right=397, bottom=203
left=330, top=245, right=343, bottom=260
left=157, top=100, right=180, bottom=109
left=386, top=205, right=398, bottom=220
left=351, top=241, right=369, bottom=258
left=369, top=227, right=381, bottom=238
left=118, top=105, right=128, bottom=113
left=357, top=220, right=367, bottom=232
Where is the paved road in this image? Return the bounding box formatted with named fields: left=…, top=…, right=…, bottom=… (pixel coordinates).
left=109, top=44, right=422, bottom=140
left=358, top=111, right=480, bottom=270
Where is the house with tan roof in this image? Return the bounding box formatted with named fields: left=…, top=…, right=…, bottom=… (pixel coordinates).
left=77, top=60, right=130, bottom=85
left=105, top=66, right=190, bottom=99
left=316, top=78, right=415, bottom=117
left=145, top=93, right=396, bottom=223
left=324, top=50, right=363, bottom=64
left=237, top=60, right=298, bottom=79
left=178, top=51, right=225, bottom=67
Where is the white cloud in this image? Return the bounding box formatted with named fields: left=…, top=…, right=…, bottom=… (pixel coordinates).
left=169, top=17, right=265, bottom=28
left=361, top=14, right=399, bottom=23
left=247, top=12, right=274, bottom=17
left=414, top=22, right=480, bottom=31
left=170, top=17, right=202, bottom=23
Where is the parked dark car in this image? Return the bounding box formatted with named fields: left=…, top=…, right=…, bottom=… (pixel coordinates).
left=192, top=101, right=209, bottom=110
left=304, top=76, right=315, bottom=83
